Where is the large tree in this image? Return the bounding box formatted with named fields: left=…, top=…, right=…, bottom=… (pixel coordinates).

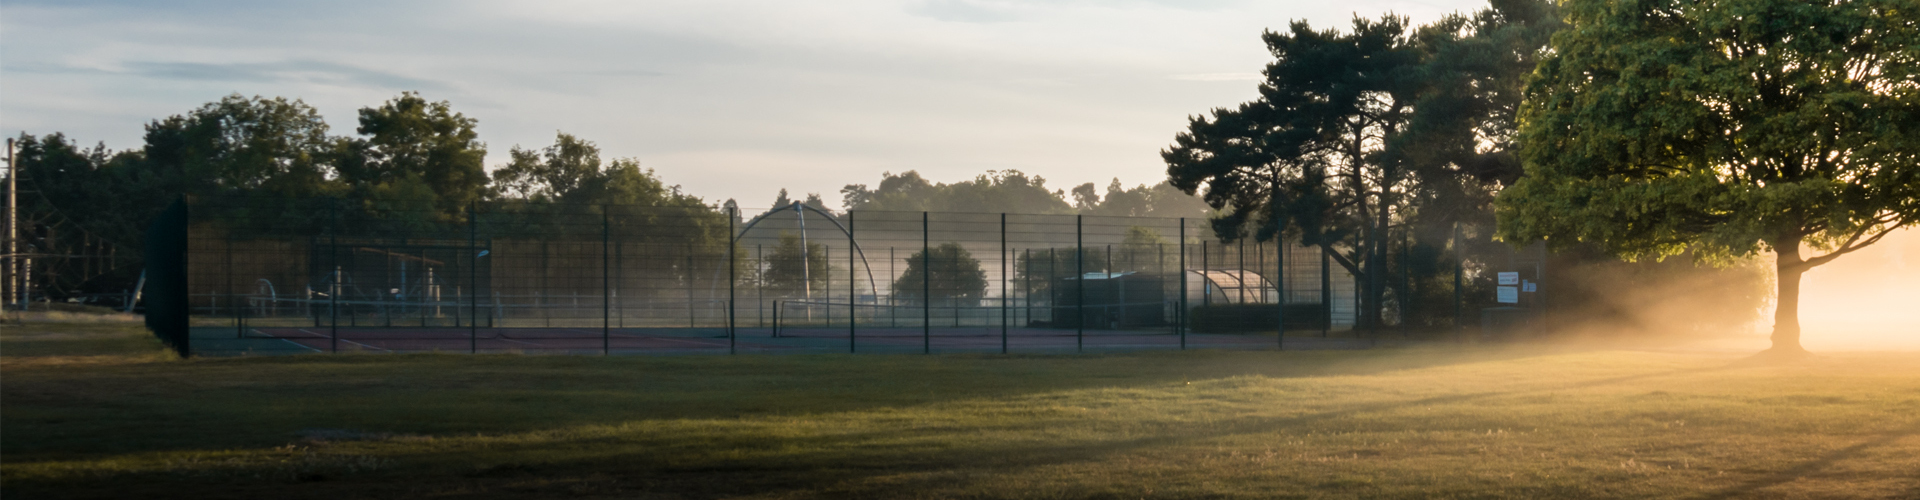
left=1165, top=14, right=1426, bottom=329
left=891, top=243, right=988, bottom=306
left=762, top=233, right=830, bottom=298
left=338, top=92, right=488, bottom=221
left=1497, top=0, right=1919, bottom=354
left=1165, top=2, right=1559, bottom=330
left=140, top=94, right=337, bottom=197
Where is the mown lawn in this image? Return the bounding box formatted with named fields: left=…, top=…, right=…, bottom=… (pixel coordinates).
left=2, top=320, right=1916, bottom=499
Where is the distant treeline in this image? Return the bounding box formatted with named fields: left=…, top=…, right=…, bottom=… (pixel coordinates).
left=7, top=91, right=1212, bottom=300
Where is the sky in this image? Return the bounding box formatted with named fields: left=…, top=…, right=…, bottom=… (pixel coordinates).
left=1, top=0, right=1490, bottom=209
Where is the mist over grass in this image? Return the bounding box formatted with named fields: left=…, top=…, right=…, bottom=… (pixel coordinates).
left=1793, top=228, right=1920, bottom=351
left=4, top=321, right=1916, bottom=498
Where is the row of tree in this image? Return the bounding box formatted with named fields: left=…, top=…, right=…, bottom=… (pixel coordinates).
left=10, top=92, right=1218, bottom=302
left=1167, top=0, right=1917, bottom=353
left=836, top=170, right=1212, bottom=219
left=1164, top=0, right=1561, bottom=332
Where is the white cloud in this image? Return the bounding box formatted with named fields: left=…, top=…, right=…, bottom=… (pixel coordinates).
left=0, top=0, right=1490, bottom=209
left=1170, top=73, right=1264, bottom=82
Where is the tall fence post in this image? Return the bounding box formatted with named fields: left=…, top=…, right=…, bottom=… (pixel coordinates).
left=228, top=229, right=238, bottom=338
left=730, top=206, right=738, bottom=355
left=1179, top=218, right=1187, bottom=350
left=328, top=198, right=339, bottom=353
left=686, top=244, right=695, bottom=330
left=1276, top=220, right=1286, bottom=351
left=1000, top=213, right=1008, bottom=354
left=1200, top=240, right=1209, bottom=308
left=922, top=211, right=930, bottom=355
left=848, top=211, right=856, bottom=353
left=1322, top=246, right=1332, bottom=338
left=603, top=207, right=611, bottom=355
left=468, top=201, right=477, bottom=354
left=1075, top=214, right=1083, bottom=353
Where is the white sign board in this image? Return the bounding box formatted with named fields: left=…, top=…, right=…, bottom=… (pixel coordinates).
left=1498, top=272, right=1520, bottom=285
left=1496, top=286, right=1519, bottom=303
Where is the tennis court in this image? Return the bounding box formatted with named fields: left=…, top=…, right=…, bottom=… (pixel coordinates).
left=149, top=198, right=1399, bottom=358
left=190, top=324, right=1382, bottom=356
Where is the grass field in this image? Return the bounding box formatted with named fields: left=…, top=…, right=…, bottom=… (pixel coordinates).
left=2, top=319, right=1916, bottom=499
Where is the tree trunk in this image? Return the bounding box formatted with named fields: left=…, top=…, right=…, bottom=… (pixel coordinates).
left=1770, top=242, right=1808, bottom=354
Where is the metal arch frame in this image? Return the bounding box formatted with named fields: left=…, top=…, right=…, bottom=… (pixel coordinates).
left=731, top=202, right=881, bottom=303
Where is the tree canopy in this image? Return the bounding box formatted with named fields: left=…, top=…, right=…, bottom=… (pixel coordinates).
left=1164, top=1, right=1559, bottom=329
left=891, top=243, right=988, bottom=305
left=842, top=170, right=1073, bottom=214
left=1497, top=0, right=1919, bottom=353
left=338, top=91, right=489, bottom=221
left=761, top=233, right=830, bottom=297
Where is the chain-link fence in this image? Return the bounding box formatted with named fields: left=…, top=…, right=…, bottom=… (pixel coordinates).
left=168, top=197, right=1502, bottom=356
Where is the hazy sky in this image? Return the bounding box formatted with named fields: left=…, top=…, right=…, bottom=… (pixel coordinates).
left=2, top=0, right=1489, bottom=209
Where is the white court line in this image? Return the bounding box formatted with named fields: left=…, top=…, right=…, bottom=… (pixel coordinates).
left=494, top=336, right=545, bottom=347
left=256, top=329, right=322, bottom=353
left=557, top=328, right=727, bottom=348
left=291, top=328, right=389, bottom=351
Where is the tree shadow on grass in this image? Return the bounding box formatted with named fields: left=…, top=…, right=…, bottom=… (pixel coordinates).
left=2, top=344, right=1586, bottom=458
left=159, top=360, right=1749, bottom=499
left=2, top=343, right=1764, bottom=499
left=1692, top=421, right=1920, bottom=500
left=410, top=361, right=1742, bottom=498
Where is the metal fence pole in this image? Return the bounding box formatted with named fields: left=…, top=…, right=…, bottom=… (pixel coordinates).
left=730, top=206, right=738, bottom=355
left=228, top=229, right=238, bottom=338
left=1022, top=248, right=1030, bottom=329
left=469, top=201, right=478, bottom=354
left=1201, top=240, right=1209, bottom=308
left=1075, top=214, right=1083, bottom=353
left=1276, top=221, right=1286, bottom=351
left=848, top=211, right=856, bottom=353
left=603, top=207, right=611, bottom=355
left=1000, top=213, right=1007, bottom=354
left=1322, top=246, right=1332, bottom=338
left=922, top=211, right=930, bottom=354
left=889, top=246, right=895, bottom=328
left=329, top=198, right=339, bottom=353
left=1179, top=218, right=1187, bottom=349
left=754, top=243, right=763, bottom=328
left=686, top=244, right=695, bottom=329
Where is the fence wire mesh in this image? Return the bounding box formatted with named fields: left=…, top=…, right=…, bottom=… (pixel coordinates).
left=179, top=197, right=1437, bottom=356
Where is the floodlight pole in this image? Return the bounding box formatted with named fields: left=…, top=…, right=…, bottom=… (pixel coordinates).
left=796, top=203, right=810, bottom=314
